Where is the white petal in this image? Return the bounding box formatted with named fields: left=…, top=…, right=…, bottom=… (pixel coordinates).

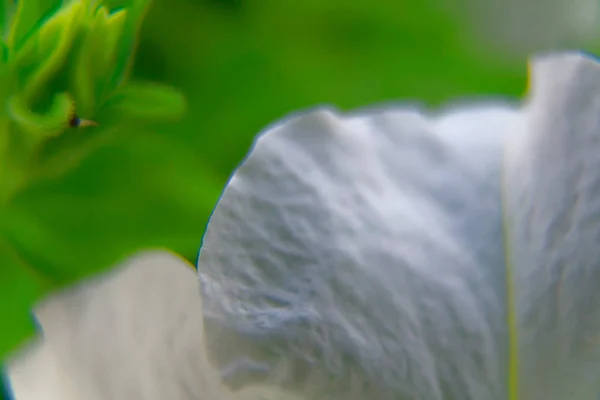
left=198, top=103, right=521, bottom=399
left=5, top=251, right=221, bottom=400
left=6, top=341, right=85, bottom=400
left=504, top=51, right=600, bottom=400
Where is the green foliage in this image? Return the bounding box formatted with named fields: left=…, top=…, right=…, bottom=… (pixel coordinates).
left=100, top=82, right=187, bottom=123
left=0, top=0, right=187, bottom=363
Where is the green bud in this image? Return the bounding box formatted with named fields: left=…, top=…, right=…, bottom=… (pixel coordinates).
left=20, top=2, right=80, bottom=97
left=102, top=0, right=151, bottom=91
left=72, top=6, right=127, bottom=117
left=0, top=0, right=187, bottom=203
left=8, top=1, right=81, bottom=137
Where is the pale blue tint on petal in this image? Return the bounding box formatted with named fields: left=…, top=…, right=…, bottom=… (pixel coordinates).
left=504, top=51, right=600, bottom=400
left=198, top=103, right=521, bottom=399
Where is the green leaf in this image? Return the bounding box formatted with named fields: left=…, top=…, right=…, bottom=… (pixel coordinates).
left=71, top=7, right=127, bottom=117
left=0, top=1, right=8, bottom=36
left=0, top=0, right=193, bottom=366
left=103, top=0, right=152, bottom=92
left=0, top=235, right=47, bottom=363
left=6, top=0, right=61, bottom=51
left=19, top=1, right=82, bottom=103
left=100, top=82, right=186, bottom=123
left=0, top=0, right=14, bottom=59
left=7, top=92, right=74, bottom=138
left=0, top=40, right=7, bottom=66
left=96, top=8, right=128, bottom=76
left=0, top=128, right=222, bottom=362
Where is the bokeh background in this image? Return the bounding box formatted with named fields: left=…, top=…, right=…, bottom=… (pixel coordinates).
left=3, top=0, right=600, bottom=381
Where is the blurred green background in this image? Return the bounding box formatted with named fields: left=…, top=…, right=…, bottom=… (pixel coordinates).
left=1, top=0, right=537, bottom=368
left=137, top=0, right=528, bottom=185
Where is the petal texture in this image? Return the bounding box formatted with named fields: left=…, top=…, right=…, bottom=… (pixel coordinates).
left=504, top=52, right=600, bottom=400
left=6, top=251, right=220, bottom=400
left=198, top=104, right=520, bottom=399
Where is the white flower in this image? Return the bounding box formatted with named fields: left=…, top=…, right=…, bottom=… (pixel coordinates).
left=197, top=51, right=600, bottom=400
left=7, top=51, right=600, bottom=400
left=6, top=251, right=298, bottom=400
left=6, top=251, right=223, bottom=400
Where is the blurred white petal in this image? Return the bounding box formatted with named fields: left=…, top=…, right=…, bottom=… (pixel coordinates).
left=7, top=341, right=85, bottom=400
left=6, top=251, right=300, bottom=400
left=505, top=52, right=600, bottom=399
left=6, top=251, right=221, bottom=400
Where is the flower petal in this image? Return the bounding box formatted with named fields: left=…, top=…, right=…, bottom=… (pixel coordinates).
left=6, top=251, right=219, bottom=400
left=504, top=51, right=600, bottom=400
left=198, top=103, right=521, bottom=399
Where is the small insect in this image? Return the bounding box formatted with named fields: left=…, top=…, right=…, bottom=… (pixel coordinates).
left=68, top=113, right=98, bottom=128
